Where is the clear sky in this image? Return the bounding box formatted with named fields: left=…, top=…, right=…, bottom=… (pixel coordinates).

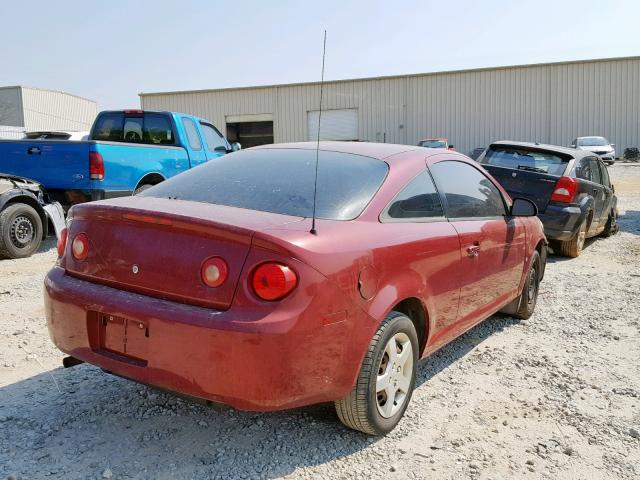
left=1, top=0, right=639, bottom=110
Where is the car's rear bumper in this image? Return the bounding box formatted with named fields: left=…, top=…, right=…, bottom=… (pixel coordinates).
left=539, top=204, right=583, bottom=241
left=44, top=266, right=364, bottom=411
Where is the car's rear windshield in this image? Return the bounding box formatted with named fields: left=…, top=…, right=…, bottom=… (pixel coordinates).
left=91, top=112, right=175, bottom=145
left=141, top=148, right=389, bottom=220
left=419, top=140, right=447, bottom=148
left=481, top=146, right=570, bottom=175
left=577, top=137, right=608, bottom=146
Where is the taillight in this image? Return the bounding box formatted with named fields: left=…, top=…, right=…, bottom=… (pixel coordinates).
left=57, top=228, right=68, bottom=257
left=251, top=263, right=297, bottom=301
left=71, top=233, right=89, bottom=261
left=89, top=151, right=104, bottom=180
left=201, top=257, right=228, bottom=288
left=550, top=176, right=578, bottom=203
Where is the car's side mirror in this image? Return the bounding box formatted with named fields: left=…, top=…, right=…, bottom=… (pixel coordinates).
left=570, top=144, right=576, bottom=148
left=231, top=142, right=242, bottom=152
left=510, top=197, right=538, bottom=217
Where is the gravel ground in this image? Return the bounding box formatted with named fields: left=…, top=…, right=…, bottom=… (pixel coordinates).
left=1, top=165, right=639, bottom=480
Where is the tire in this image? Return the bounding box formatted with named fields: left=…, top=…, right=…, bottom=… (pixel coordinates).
left=600, top=210, right=619, bottom=238
left=0, top=203, right=43, bottom=259
left=133, top=184, right=153, bottom=195
left=512, top=251, right=541, bottom=320
left=335, top=311, right=419, bottom=436
left=557, top=216, right=587, bottom=258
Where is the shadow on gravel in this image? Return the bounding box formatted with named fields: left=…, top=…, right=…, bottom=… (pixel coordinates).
left=37, top=236, right=57, bottom=254
left=0, top=314, right=521, bottom=479
left=617, top=210, right=640, bottom=236
left=414, top=313, right=520, bottom=388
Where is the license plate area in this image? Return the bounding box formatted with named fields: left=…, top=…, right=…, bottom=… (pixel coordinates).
left=99, top=314, right=149, bottom=365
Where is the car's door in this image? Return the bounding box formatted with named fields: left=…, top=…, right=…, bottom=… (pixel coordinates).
left=429, top=159, right=527, bottom=333
left=179, top=116, right=208, bottom=168
left=579, top=156, right=606, bottom=232
left=596, top=159, right=615, bottom=225
left=379, top=169, right=461, bottom=344
left=589, top=157, right=606, bottom=232
left=200, top=122, right=229, bottom=162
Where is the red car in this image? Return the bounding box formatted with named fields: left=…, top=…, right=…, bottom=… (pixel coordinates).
left=45, top=142, right=546, bottom=435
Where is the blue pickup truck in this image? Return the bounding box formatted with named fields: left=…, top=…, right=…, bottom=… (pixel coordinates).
left=0, top=110, right=239, bottom=208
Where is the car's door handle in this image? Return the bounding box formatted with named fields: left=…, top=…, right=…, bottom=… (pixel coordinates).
left=27, top=146, right=41, bottom=155
left=467, top=244, right=481, bottom=257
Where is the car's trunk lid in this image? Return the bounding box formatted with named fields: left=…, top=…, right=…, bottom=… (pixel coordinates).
left=64, top=196, right=304, bottom=309
left=482, top=164, right=560, bottom=212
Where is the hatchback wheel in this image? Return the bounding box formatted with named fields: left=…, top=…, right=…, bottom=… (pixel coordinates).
left=0, top=203, right=43, bottom=259
left=600, top=210, right=618, bottom=238
left=557, top=217, right=587, bottom=258
left=335, top=311, right=418, bottom=435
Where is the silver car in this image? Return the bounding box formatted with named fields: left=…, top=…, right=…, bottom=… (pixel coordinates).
left=571, top=136, right=616, bottom=165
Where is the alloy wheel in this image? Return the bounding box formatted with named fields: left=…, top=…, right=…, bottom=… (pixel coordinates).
left=376, top=332, right=413, bottom=418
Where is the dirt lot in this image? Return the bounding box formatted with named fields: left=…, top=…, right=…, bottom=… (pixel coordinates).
left=1, top=165, right=639, bottom=480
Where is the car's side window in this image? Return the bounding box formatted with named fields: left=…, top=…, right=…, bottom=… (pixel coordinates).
left=589, top=158, right=602, bottom=185
left=429, top=160, right=506, bottom=219
left=576, top=158, right=593, bottom=181
left=381, top=170, right=444, bottom=221
left=200, top=122, right=227, bottom=152
left=181, top=117, right=202, bottom=151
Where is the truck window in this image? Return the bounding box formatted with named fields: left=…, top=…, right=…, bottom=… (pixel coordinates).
left=200, top=122, right=227, bottom=151
left=92, top=112, right=174, bottom=145
left=181, top=118, right=202, bottom=150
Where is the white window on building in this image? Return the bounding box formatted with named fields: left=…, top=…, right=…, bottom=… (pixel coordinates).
left=307, top=108, right=358, bottom=141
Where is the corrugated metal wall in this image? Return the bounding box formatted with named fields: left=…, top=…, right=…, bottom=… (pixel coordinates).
left=20, top=87, right=98, bottom=131
left=140, top=57, right=640, bottom=155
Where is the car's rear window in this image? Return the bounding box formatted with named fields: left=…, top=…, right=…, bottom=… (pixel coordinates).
left=482, top=146, right=570, bottom=175
left=141, top=148, right=389, bottom=220
left=91, top=112, right=175, bottom=145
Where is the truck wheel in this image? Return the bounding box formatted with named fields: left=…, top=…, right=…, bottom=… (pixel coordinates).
left=0, top=203, right=43, bottom=259
left=600, top=210, right=618, bottom=238
left=557, top=217, right=587, bottom=258
left=335, top=311, right=418, bottom=436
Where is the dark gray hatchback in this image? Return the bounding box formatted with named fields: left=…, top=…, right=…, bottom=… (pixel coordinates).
left=479, top=141, right=618, bottom=257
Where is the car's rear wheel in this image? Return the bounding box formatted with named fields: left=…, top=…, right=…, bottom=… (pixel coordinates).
left=0, top=203, right=43, bottom=259
left=557, top=216, right=587, bottom=257
left=513, top=251, right=541, bottom=320
left=335, top=311, right=418, bottom=436
left=600, top=209, right=619, bottom=238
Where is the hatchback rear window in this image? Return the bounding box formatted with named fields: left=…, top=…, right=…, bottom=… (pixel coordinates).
left=142, top=148, right=388, bottom=220
left=91, top=112, right=175, bottom=145
left=482, top=146, right=569, bottom=175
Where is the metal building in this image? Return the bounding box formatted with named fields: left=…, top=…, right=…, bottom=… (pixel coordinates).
left=0, top=86, right=97, bottom=133
left=140, top=56, right=640, bottom=155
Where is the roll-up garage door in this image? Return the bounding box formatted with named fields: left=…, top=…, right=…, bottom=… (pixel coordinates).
left=307, top=108, right=358, bottom=141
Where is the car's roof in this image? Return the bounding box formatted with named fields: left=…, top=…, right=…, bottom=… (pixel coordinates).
left=419, top=137, right=447, bottom=142
left=489, top=140, right=590, bottom=158
left=576, top=135, right=606, bottom=139
left=253, top=141, right=430, bottom=160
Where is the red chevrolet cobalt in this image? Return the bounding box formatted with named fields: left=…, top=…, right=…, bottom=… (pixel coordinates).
left=45, top=142, right=546, bottom=435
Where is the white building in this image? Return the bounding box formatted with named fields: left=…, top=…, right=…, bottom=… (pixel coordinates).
left=0, top=86, right=97, bottom=134
left=140, top=56, right=640, bottom=155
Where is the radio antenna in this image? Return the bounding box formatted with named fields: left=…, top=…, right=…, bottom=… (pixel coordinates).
left=310, top=30, right=326, bottom=235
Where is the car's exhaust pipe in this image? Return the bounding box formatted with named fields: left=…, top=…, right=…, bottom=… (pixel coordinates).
left=62, top=356, right=84, bottom=368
